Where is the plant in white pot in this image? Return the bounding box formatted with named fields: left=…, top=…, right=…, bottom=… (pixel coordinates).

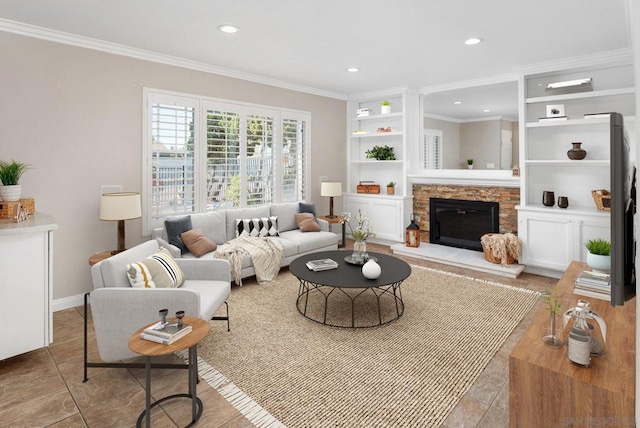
left=467, top=159, right=474, bottom=169
left=0, top=160, right=30, bottom=201
left=584, top=238, right=611, bottom=273
left=381, top=100, right=391, bottom=115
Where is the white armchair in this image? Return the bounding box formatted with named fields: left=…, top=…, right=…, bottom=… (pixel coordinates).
left=83, top=240, right=231, bottom=381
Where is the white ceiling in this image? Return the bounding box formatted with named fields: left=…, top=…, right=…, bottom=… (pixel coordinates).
left=0, top=0, right=632, bottom=100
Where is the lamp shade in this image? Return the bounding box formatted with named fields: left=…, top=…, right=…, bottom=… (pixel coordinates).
left=100, top=192, right=142, bottom=221
left=321, top=181, right=342, bottom=197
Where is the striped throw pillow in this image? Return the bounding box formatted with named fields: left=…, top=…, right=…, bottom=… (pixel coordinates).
left=235, top=216, right=279, bottom=238
left=126, top=248, right=186, bottom=288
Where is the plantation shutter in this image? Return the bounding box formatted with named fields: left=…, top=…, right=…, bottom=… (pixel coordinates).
left=149, top=95, right=197, bottom=220
left=281, top=116, right=307, bottom=202
left=245, top=111, right=275, bottom=205
left=422, top=129, right=443, bottom=169
left=205, top=107, right=241, bottom=208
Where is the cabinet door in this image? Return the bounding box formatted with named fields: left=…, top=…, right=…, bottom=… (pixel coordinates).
left=573, top=217, right=610, bottom=263
left=519, top=213, right=573, bottom=270
left=370, top=200, right=402, bottom=241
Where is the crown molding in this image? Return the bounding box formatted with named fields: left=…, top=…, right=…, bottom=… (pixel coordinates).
left=347, top=86, right=415, bottom=101
left=512, top=48, right=634, bottom=76
left=419, top=73, right=519, bottom=95
left=0, top=18, right=348, bottom=101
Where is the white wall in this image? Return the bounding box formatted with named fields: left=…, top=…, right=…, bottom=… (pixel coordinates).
left=0, top=32, right=346, bottom=302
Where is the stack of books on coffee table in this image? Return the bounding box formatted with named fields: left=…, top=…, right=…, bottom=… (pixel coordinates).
left=573, top=270, right=610, bottom=301
left=306, top=258, right=339, bottom=271
left=140, top=321, right=192, bottom=345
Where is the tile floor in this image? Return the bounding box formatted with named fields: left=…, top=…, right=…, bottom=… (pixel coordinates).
left=0, top=243, right=557, bottom=427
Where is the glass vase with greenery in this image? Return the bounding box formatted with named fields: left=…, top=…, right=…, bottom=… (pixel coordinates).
left=542, top=287, right=564, bottom=348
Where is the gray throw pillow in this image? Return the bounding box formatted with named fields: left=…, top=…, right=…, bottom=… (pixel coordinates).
left=299, top=202, right=317, bottom=217
left=164, top=216, right=192, bottom=253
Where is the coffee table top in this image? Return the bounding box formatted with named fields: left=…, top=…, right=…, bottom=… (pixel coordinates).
left=289, top=250, right=411, bottom=288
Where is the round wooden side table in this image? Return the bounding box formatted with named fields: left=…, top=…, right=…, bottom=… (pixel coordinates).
left=129, top=316, right=210, bottom=428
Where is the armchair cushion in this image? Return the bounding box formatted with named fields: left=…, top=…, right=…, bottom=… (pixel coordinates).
left=181, top=228, right=217, bottom=257
left=165, top=216, right=192, bottom=253
left=126, top=247, right=185, bottom=288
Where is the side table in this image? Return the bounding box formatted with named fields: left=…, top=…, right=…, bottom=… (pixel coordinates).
left=129, top=316, right=210, bottom=428
left=318, top=215, right=346, bottom=248
left=88, top=250, right=115, bottom=266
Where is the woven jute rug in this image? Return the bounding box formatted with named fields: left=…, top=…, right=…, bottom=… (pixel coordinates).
left=196, top=265, right=540, bottom=427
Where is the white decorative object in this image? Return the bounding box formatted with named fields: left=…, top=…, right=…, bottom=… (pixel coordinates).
left=545, top=104, right=565, bottom=118
left=362, top=258, right=381, bottom=279
left=14, top=203, right=30, bottom=223
left=586, top=252, right=611, bottom=273
left=0, top=184, right=22, bottom=202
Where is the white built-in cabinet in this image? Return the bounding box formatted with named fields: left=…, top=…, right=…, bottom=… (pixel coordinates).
left=518, top=63, right=635, bottom=272
left=344, top=91, right=418, bottom=242
left=0, top=213, right=57, bottom=360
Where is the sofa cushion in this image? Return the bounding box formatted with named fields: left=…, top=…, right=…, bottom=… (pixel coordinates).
left=278, top=230, right=339, bottom=253
left=225, top=206, right=270, bottom=241
left=165, top=216, right=192, bottom=254
left=181, top=228, right=217, bottom=257
left=299, top=201, right=317, bottom=217
left=236, top=216, right=279, bottom=237
left=126, top=248, right=186, bottom=288
left=270, top=202, right=300, bottom=232
left=190, top=211, right=227, bottom=245
left=295, top=212, right=321, bottom=232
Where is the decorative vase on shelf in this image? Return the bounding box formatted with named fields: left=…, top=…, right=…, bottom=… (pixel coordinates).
left=586, top=252, right=611, bottom=273
left=567, top=142, right=587, bottom=160
left=362, top=258, right=381, bottom=279
left=542, top=191, right=555, bottom=207
left=557, top=196, right=569, bottom=209
left=0, top=184, right=22, bottom=202
left=353, top=240, right=367, bottom=264
left=542, top=315, right=564, bottom=348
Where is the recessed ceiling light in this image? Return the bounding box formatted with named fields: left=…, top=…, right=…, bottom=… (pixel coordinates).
left=453, top=101, right=462, bottom=105
left=218, top=24, right=240, bottom=34
left=483, top=109, right=492, bottom=112
left=464, top=37, right=483, bottom=46
left=346, top=67, right=360, bottom=73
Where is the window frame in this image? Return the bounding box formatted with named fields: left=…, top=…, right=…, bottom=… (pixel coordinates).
left=142, top=88, right=311, bottom=234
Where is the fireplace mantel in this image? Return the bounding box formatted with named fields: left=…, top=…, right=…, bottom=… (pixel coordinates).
left=408, top=170, right=520, bottom=188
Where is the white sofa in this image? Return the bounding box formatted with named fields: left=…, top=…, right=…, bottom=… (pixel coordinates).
left=152, top=202, right=340, bottom=280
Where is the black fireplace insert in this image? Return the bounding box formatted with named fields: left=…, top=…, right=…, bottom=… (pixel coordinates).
left=429, top=198, right=499, bottom=251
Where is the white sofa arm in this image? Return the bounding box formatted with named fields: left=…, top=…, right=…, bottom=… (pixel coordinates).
left=317, top=217, right=330, bottom=232
left=154, top=237, right=181, bottom=258
left=90, top=287, right=201, bottom=361
left=176, top=258, right=231, bottom=282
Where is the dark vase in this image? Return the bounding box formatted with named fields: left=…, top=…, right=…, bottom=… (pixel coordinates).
left=558, top=196, right=569, bottom=209
left=567, top=142, right=587, bottom=160
left=542, top=191, right=555, bottom=207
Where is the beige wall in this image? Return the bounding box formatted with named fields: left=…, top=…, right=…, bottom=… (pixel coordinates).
left=0, top=32, right=346, bottom=303
left=460, top=120, right=500, bottom=169
left=423, top=117, right=460, bottom=169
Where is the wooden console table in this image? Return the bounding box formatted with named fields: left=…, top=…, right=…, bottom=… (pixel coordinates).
left=509, top=261, right=635, bottom=426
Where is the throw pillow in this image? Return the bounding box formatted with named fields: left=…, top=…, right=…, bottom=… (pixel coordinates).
left=236, top=216, right=279, bottom=238
left=181, top=228, right=217, bottom=258
left=299, top=202, right=317, bottom=217
left=126, top=248, right=186, bottom=288
left=165, top=216, right=192, bottom=254
left=295, top=212, right=321, bottom=232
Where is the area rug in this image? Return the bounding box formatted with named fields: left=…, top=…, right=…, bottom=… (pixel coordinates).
left=196, top=265, right=540, bottom=427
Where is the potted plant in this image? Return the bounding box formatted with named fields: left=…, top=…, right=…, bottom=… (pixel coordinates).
left=366, top=145, right=396, bottom=160
left=467, top=159, right=474, bottom=169
left=387, top=181, right=396, bottom=195
left=0, top=160, right=30, bottom=201
left=381, top=100, right=391, bottom=115
left=584, top=238, right=611, bottom=273
left=542, top=287, right=563, bottom=348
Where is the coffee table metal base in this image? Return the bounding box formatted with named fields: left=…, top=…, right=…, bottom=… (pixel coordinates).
left=296, top=278, right=405, bottom=328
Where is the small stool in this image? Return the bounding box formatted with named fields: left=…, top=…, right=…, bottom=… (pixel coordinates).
left=129, top=316, right=210, bottom=428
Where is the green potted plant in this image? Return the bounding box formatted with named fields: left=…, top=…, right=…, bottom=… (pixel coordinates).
left=0, top=160, right=30, bottom=201
left=584, top=238, right=611, bottom=273
left=366, top=145, right=396, bottom=160
left=381, top=100, right=391, bottom=115
left=466, top=159, right=474, bottom=169
left=387, top=181, right=396, bottom=195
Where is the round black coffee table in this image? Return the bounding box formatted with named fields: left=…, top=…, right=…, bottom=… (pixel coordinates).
left=289, top=250, right=411, bottom=328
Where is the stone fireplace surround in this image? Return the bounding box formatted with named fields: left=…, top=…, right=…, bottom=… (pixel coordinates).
left=412, top=183, right=520, bottom=244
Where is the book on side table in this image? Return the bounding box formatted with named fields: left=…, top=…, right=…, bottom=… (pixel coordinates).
left=573, top=270, right=610, bottom=301
left=140, top=320, right=192, bottom=345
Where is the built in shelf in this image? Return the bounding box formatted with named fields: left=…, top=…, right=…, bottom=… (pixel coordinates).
left=527, top=115, right=635, bottom=128
left=352, top=112, right=403, bottom=121
left=525, top=87, right=635, bottom=104
left=350, top=160, right=404, bottom=165
left=351, top=131, right=403, bottom=138
left=517, top=204, right=610, bottom=217
left=524, top=160, right=609, bottom=166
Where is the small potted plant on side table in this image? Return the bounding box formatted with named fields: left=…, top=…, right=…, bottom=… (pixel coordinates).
left=585, top=238, right=611, bottom=273
left=467, top=159, right=474, bottom=169
left=0, top=160, right=30, bottom=201
left=387, top=181, right=396, bottom=195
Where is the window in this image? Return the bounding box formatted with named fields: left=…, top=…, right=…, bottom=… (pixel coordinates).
left=143, top=89, right=310, bottom=233
left=421, top=129, right=443, bottom=169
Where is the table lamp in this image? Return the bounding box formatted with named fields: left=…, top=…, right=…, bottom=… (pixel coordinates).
left=321, top=181, right=342, bottom=218
left=100, top=192, right=142, bottom=254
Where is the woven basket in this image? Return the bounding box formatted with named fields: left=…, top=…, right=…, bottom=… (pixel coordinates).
left=591, top=189, right=611, bottom=211
left=481, top=233, right=517, bottom=265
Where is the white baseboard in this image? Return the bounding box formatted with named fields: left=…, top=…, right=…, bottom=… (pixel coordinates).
left=52, top=293, right=86, bottom=312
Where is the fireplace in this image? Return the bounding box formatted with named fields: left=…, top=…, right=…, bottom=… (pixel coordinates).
left=429, top=198, right=499, bottom=251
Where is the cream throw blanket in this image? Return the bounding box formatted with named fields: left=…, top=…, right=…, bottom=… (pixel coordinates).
left=214, top=236, right=284, bottom=285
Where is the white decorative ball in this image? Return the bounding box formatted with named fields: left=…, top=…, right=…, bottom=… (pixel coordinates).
left=362, top=259, right=381, bottom=279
